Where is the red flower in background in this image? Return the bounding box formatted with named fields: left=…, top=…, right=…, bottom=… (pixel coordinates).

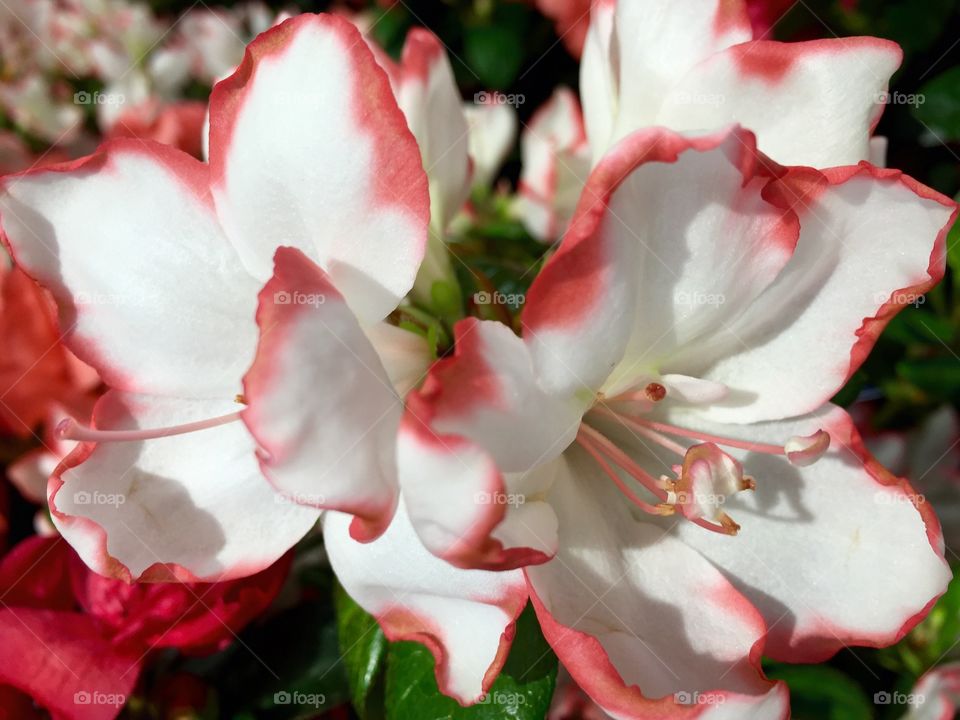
left=0, top=263, right=100, bottom=439
left=0, top=535, right=290, bottom=719
left=745, top=0, right=796, bottom=37
left=534, top=0, right=592, bottom=56
left=107, top=100, right=207, bottom=158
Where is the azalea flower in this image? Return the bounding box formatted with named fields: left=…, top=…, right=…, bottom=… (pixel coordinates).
left=744, top=0, right=796, bottom=38
left=517, top=87, right=590, bottom=242
left=324, top=500, right=527, bottom=705
left=0, top=76, right=83, bottom=145
left=0, top=0, right=163, bottom=144
left=863, top=405, right=960, bottom=554
left=95, top=4, right=284, bottom=142
left=904, top=662, right=960, bottom=719
left=253, top=245, right=529, bottom=706
left=1, top=14, right=527, bottom=707
left=106, top=99, right=207, bottom=157
left=399, top=126, right=956, bottom=716
left=0, top=534, right=289, bottom=720
left=0, top=13, right=430, bottom=582
left=374, top=28, right=473, bottom=304
left=548, top=669, right=607, bottom=720
left=464, top=99, right=517, bottom=193
left=173, top=3, right=283, bottom=84
left=519, top=0, right=900, bottom=240
left=533, top=0, right=592, bottom=57
left=0, top=259, right=99, bottom=439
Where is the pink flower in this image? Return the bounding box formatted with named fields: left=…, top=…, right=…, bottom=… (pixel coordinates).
left=398, top=126, right=956, bottom=717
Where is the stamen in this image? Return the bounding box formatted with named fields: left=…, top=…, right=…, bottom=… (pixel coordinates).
left=577, top=424, right=668, bottom=500
left=628, top=418, right=786, bottom=456
left=57, top=411, right=242, bottom=443
left=576, top=423, right=747, bottom=536
left=590, top=407, right=688, bottom=455
left=576, top=431, right=674, bottom=516
left=691, top=514, right=741, bottom=536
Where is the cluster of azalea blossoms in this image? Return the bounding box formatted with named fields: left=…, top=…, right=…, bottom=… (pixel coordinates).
left=0, top=0, right=285, bottom=170
left=0, top=0, right=956, bottom=717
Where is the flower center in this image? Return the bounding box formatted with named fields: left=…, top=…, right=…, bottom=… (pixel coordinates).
left=576, top=380, right=830, bottom=535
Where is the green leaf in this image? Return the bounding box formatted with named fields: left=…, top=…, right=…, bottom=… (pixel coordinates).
left=881, top=0, right=956, bottom=54
left=915, top=66, right=960, bottom=141
left=892, top=569, right=960, bottom=667
left=464, top=25, right=524, bottom=88
left=882, top=310, right=954, bottom=346
left=946, top=208, right=960, bottom=280
left=370, top=5, right=412, bottom=60
left=765, top=664, right=872, bottom=720
left=830, top=371, right=867, bottom=407
left=897, top=356, right=960, bottom=399
left=384, top=604, right=557, bottom=720
left=431, top=279, right=465, bottom=326
left=335, top=582, right=388, bottom=720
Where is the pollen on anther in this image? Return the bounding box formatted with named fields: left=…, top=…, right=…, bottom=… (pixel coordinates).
left=644, top=382, right=667, bottom=402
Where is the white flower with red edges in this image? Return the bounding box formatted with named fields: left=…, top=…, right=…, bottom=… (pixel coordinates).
left=399, top=126, right=957, bottom=718
left=0, top=13, right=431, bottom=583
left=864, top=406, right=960, bottom=554
left=374, top=28, right=474, bottom=304
left=464, top=99, right=517, bottom=193
left=0, top=15, right=537, bottom=706
left=519, top=0, right=901, bottom=240
left=904, top=662, right=960, bottom=719
left=517, top=86, right=591, bottom=242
